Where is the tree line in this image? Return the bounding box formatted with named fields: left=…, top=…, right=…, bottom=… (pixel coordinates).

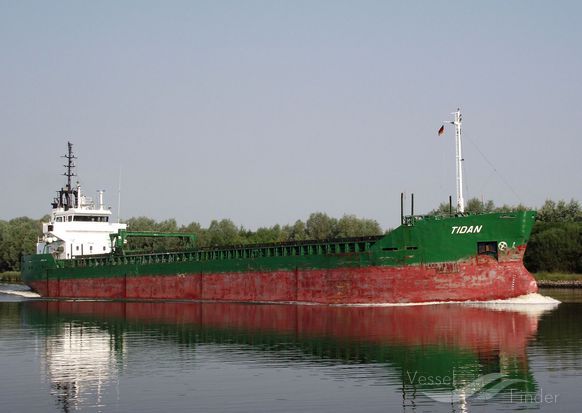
left=123, top=213, right=382, bottom=252
left=0, top=216, right=48, bottom=273
left=0, top=199, right=580, bottom=274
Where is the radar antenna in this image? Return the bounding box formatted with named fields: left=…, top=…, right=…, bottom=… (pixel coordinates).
left=63, top=141, right=77, bottom=192
left=52, top=142, right=79, bottom=210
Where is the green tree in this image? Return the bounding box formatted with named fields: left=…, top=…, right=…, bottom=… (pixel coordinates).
left=465, top=198, right=494, bottom=214
left=243, top=225, right=283, bottom=244
left=283, top=220, right=307, bottom=241
left=182, top=221, right=207, bottom=247
left=537, top=199, right=582, bottom=222
left=524, top=222, right=582, bottom=273
left=0, top=217, right=43, bottom=271
left=125, top=217, right=157, bottom=231
left=336, top=215, right=382, bottom=238
left=206, top=219, right=241, bottom=246
left=124, top=217, right=156, bottom=251
left=429, top=201, right=453, bottom=216
left=430, top=198, right=529, bottom=216
left=306, top=213, right=338, bottom=240
left=156, top=219, right=178, bottom=232
left=0, top=220, right=8, bottom=272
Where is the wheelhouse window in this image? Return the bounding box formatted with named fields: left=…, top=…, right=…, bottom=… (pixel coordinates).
left=73, top=216, right=109, bottom=222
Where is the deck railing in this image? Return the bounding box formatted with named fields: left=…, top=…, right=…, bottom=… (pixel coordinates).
left=57, top=235, right=383, bottom=269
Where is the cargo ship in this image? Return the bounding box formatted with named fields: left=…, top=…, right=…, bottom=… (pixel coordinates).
left=21, top=110, right=538, bottom=303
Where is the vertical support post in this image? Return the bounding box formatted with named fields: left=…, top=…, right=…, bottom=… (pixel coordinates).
left=117, top=166, right=122, bottom=224
left=400, top=192, right=404, bottom=225
left=453, top=109, right=465, bottom=213
left=411, top=193, right=414, bottom=216
left=449, top=195, right=453, bottom=216
left=98, top=190, right=105, bottom=210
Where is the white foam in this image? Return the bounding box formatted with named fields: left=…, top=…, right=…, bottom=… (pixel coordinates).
left=0, top=284, right=41, bottom=298
left=463, top=293, right=560, bottom=316
left=333, top=293, right=560, bottom=312
left=465, top=292, right=560, bottom=306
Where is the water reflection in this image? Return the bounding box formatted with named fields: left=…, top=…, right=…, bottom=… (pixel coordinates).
left=20, top=300, right=558, bottom=412
left=43, top=325, right=121, bottom=413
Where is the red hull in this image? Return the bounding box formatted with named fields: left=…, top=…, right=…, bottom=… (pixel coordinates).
left=30, top=257, right=537, bottom=304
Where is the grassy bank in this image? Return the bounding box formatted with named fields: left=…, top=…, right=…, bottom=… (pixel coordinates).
left=534, top=272, right=582, bottom=288
left=534, top=272, right=582, bottom=281
left=0, top=271, right=21, bottom=283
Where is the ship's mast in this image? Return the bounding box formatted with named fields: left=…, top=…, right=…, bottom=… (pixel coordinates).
left=53, top=141, right=79, bottom=210
left=63, top=141, right=77, bottom=195
left=453, top=109, right=465, bottom=213
left=441, top=109, right=465, bottom=213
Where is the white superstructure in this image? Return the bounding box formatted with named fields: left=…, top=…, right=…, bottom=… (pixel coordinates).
left=36, top=142, right=126, bottom=259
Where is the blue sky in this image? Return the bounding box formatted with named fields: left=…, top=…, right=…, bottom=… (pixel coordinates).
left=1, top=1, right=580, bottom=229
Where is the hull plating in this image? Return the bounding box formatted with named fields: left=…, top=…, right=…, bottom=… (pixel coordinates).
left=29, top=257, right=537, bottom=304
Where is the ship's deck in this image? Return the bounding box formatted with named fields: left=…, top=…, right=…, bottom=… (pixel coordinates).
left=57, top=235, right=385, bottom=269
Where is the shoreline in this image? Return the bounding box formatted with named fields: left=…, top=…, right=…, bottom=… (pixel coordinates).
left=0, top=272, right=21, bottom=283
left=536, top=280, right=582, bottom=288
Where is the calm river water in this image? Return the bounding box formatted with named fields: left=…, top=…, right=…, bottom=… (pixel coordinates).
left=0, top=286, right=580, bottom=413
